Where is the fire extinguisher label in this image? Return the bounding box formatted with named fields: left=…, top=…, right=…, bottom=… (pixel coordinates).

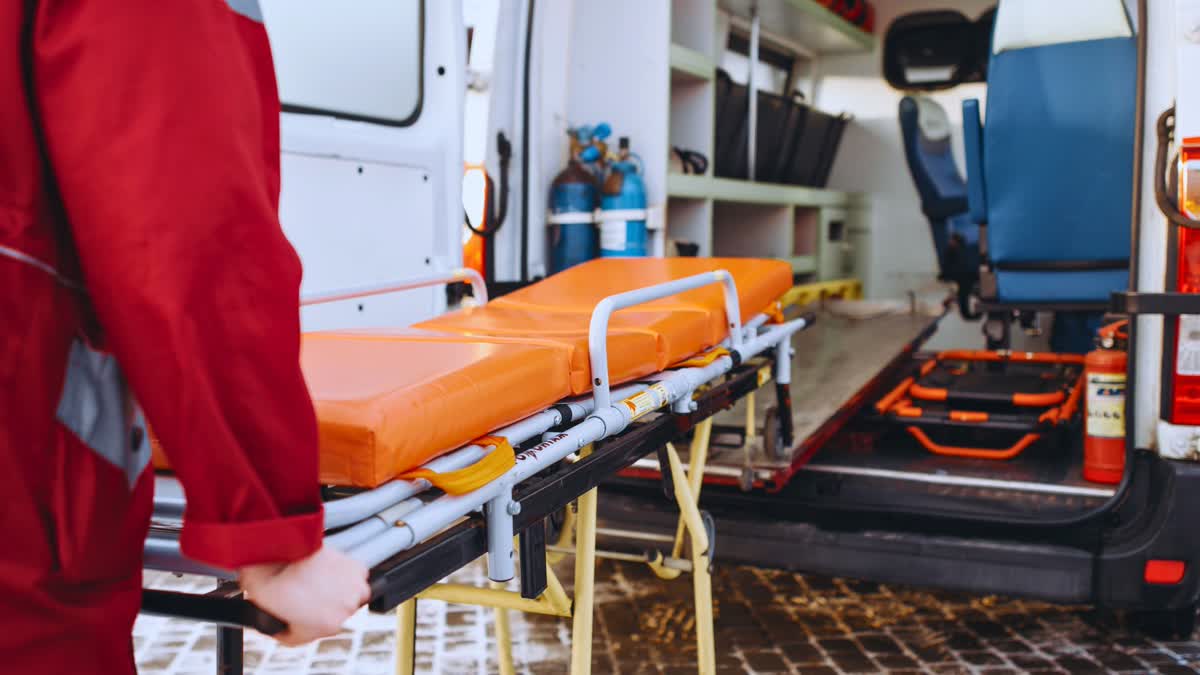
left=1086, top=373, right=1126, bottom=439
left=1176, top=315, right=1200, bottom=375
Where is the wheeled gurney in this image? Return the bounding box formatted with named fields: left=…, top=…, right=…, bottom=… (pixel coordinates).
left=141, top=257, right=815, bottom=674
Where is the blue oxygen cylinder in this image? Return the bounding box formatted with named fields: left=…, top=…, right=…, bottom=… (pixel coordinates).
left=598, top=137, right=648, bottom=257
left=549, top=159, right=598, bottom=272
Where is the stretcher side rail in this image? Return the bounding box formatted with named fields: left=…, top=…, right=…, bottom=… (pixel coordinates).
left=588, top=270, right=743, bottom=410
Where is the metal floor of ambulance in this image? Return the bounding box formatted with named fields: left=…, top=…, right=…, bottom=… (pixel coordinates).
left=137, top=562, right=1200, bottom=674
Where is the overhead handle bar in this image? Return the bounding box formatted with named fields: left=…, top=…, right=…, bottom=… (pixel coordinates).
left=301, top=268, right=488, bottom=307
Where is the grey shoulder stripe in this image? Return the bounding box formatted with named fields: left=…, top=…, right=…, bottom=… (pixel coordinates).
left=225, top=0, right=264, bottom=23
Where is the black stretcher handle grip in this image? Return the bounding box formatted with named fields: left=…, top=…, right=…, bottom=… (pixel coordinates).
left=140, top=589, right=287, bottom=636
left=241, top=600, right=288, bottom=636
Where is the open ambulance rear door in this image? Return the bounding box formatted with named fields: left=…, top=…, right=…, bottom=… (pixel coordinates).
left=258, top=0, right=465, bottom=329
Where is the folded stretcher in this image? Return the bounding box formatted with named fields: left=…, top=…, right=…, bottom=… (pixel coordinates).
left=874, top=350, right=1084, bottom=460
left=143, top=257, right=809, bottom=674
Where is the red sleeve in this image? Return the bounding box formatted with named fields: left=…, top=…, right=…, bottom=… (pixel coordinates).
left=31, top=1, right=323, bottom=569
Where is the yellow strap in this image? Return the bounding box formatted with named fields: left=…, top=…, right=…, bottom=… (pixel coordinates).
left=399, top=436, right=516, bottom=495
left=673, top=347, right=731, bottom=369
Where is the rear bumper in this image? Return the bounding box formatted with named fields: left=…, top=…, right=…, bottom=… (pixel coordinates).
left=1096, top=452, right=1200, bottom=611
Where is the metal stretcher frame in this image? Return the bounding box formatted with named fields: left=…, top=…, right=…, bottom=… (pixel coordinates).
left=141, top=266, right=811, bottom=674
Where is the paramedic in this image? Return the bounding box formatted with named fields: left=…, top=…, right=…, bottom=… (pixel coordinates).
left=0, top=2, right=369, bottom=671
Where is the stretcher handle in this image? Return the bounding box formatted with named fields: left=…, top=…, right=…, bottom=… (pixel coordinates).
left=874, top=376, right=914, bottom=413
left=905, top=426, right=1040, bottom=461
left=933, top=350, right=1085, bottom=365
left=140, top=589, right=287, bottom=636
left=588, top=270, right=743, bottom=410
left=907, top=382, right=1067, bottom=408
left=241, top=601, right=288, bottom=636
left=300, top=268, right=488, bottom=307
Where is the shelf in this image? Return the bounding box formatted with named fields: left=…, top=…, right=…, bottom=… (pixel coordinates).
left=789, top=255, right=817, bottom=274
left=718, top=0, right=875, bottom=54
left=667, top=173, right=854, bottom=208
left=670, top=43, right=715, bottom=83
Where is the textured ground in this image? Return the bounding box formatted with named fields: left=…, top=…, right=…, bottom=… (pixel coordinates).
left=138, top=561, right=1200, bottom=674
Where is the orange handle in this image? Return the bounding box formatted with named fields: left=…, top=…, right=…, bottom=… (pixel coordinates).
left=1012, top=391, right=1066, bottom=407
left=875, top=377, right=914, bottom=413
left=935, top=350, right=1086, bottom=365
left=1041, top=373, right=1085, bottom=423
left=399, top=436, right=515, bottom=495
left=906, top=427, right=1040, bottom=460
left=908, top=382, right=948, bottom=402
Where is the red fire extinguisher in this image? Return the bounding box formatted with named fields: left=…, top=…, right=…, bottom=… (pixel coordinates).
left=1083, top=320, right=1129, bottom=484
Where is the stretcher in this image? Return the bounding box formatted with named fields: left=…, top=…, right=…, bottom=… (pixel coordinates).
left=141, top=257, right=813, bottom=675
left=874, top=350, right=1085, bottom=460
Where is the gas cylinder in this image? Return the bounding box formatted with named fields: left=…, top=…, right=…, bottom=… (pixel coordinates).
left=598, top=137, right=648, bottom=258
left=548, top=158, right=598, bottom=272
left=1083, top=320, right=1128, bottom=484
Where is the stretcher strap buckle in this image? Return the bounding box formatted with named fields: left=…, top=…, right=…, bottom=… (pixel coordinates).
left=673, top=347, right=731, bottom=369
left=765, top=302, right=785, bottom=325
left=400, top=436, right=516, bottom=495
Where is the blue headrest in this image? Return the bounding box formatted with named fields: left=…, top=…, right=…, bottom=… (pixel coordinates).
left=899, top=96, right=978, bottom=285
left=899, top=96, right=968, bottom=220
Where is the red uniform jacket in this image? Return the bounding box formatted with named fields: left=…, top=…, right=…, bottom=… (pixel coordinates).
left=0, top=1, right=323, bottom=671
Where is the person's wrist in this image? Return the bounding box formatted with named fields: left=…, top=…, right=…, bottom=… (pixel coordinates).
left=237, top=561, right=287, bottom=591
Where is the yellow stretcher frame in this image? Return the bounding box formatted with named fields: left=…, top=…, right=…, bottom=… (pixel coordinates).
left=390, top=279, right=861, bottom=674
left=392, top=425, right=718, bottom=675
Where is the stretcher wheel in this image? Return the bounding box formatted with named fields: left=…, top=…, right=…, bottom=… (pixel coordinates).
left=763, top=405, right=788, bottom=460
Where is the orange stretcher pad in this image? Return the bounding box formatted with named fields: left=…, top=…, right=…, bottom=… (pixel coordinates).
left=152, top=258, right=791, bottom=487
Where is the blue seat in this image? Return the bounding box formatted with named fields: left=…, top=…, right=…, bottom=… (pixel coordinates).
left=899, top=95, right=980, bottom=316
left=962, top=0, right=1136, bottom=351
left=962, top=2, right=1134, bottom=303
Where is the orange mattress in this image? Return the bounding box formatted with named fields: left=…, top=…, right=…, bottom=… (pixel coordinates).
left=152, top=258, right=793, bottom=487
left=494, top=257, right=792, bottom=344
left=414, top=305, right=710, bottom=391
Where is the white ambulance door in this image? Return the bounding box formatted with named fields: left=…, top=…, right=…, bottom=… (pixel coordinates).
left=259, top=0, right=465, bottom=330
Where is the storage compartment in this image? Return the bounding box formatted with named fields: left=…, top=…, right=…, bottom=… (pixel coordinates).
left=713, top=68, right=849, bottom=187
left=667, top=197, right=713, bottom=257
left=712, top=202, right=791, bottom=258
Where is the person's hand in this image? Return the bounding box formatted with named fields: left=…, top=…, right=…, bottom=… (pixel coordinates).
left=238, top=545, right=370, bottom=646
